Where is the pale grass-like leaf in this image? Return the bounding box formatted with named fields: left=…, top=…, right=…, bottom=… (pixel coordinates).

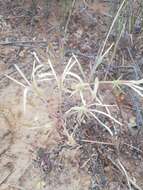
left=66, top=105, right=114, bottom=135
left=14, top=64, right=31, bottom=86
left=66, top=71, right=83, bottom=83
left=5, top=74, right=26, bottom=88
left=80, top=139, right=114, bottom=145
left=128, top=86, right=143, bottom=97
left=90, top=109, right=122, bottom=125
left=29, top=62, right=47, bottom=101
left=36, top=78, right=55, bottom=82
left=79, top=90, right=86, bottom=105
left=95, top=95, right=104, bottom=104
left=32, top=64, right=45, bottom=90
left=109, top=23, right=126, bottom=69
left=129, top=84, right=143, bottom=91
left=32, top=51, right=41, bottom=64
left=32, top=75, right=47, bottom=102
left=66, top=105, right=86, bottom=115
left=99, top=0, right=126, bottom=56
left=72, top=53, right=86, bottom=79
left=94, top=43, right=114, bottom=71
left=69, top=83, right=88, bottom=98
left=31, top=60, right=36, bottom=79
left=72, top=82, right=90, bottom=91
left=62, top=60, right=76, bottom=82
left=66, top=110, right=81, bottom=119
left=130, top=78, right=143, bottom=85
left=32, top=64, right=44, bottom=81
left=117, top=160, right=132, bottom=190
left=37, top=71, right=55, bottom=81
left=89, top=103, right=117, bottom=107
left=69, top=89, right=79, bottom=97
left=32, top=64, right=44, bottom=75
left=101, top=43, right=114, bottom=58
left=89, top=111, right=113, bottom=136
left=93, top=0, right=126, bottom=72
left=62, top=56, right=73, bottom=75
left=98, top=94, right=118, bottom=133
left=92, top=77, right=99, bottom=99
left=38, top=72, right=54, bottom=78
left=48, top=58, right=58, bottom=82
left=5, top=72, right=30, bottom=114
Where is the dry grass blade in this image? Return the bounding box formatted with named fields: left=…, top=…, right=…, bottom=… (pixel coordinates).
left=117, top=159, right=132, bottom=190
left=64, top=0, right=76, bottom=34
left=91, top=77, right=99, bottom=100
left=5, top=74, right=29, bottom=114
left=5, top=74, right=26, bottom=88
left=93, top=43, right=114, bottom=72
left=89, top=111, right=113, bottom=136
left=62, top=58, right=76, bottom=83
left=117, top=160, right=142, bottom=190
left=72, top=53, right=86, bottom=79
left=91, top=0, right=126, bottom=74
left=80, top=139, right=114, bottom=145
left=99, top=0, right=126, bottom=57
left=31, top=51, right=41, bottom=64
left=66, top=71, right=83, bottom=83
left=89, top=109, right=122, bottom=126
left=48, top=58, right=58, bottom=83
left=66, top=104, right=117, bottom=136
left=5, top=64, right=32, bottom=114
left=100, top=78, right=143, bottom=97
left=32, top=64, right=44, bottom=78
left=14, top=64, right=31, bottom=86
